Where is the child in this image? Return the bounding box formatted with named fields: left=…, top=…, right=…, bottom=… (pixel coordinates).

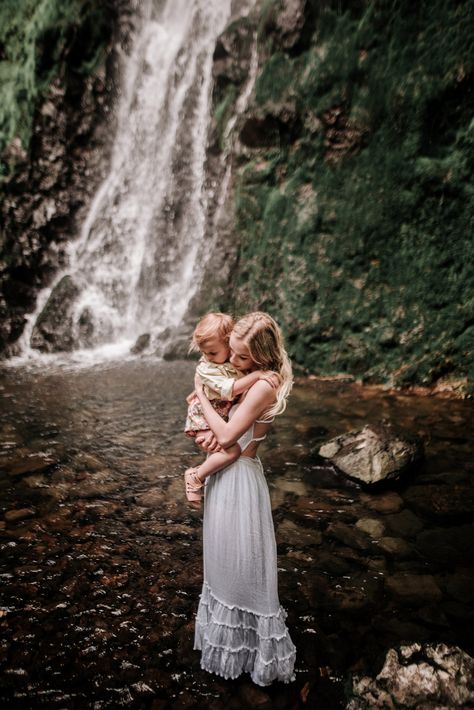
left=184, top=312, right=276, bottom=505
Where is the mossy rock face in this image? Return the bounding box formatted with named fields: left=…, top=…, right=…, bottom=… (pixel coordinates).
left=0, top=1, right=131, bottom=355
left=217, top=0, right=474, bottom=391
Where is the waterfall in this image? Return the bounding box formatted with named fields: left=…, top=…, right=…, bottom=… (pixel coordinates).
left=16, top=0, right=233, bottom=362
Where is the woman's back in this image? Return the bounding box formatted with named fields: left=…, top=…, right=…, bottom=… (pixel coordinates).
left=229, top=403, right=273, bottom=459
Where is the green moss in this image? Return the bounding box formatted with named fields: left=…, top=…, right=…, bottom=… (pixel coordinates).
left=231, top=0, right=474, bottom=389
left=0, top=0, right=114, bottom=177
left=214, top=84, right=238, bottom=150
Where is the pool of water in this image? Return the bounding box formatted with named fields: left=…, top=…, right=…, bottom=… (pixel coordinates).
left=0, top=360, right=473, bottom=708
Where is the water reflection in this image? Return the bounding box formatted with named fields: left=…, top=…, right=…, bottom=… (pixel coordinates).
left=0, top=361, right=473, bottom=707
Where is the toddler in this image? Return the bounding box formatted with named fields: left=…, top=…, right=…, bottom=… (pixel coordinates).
left=184, top=312, right=275, bottom=505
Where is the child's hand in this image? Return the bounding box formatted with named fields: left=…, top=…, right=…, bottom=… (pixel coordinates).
left=186, top=389, right=197, bottom=404
left=259, top=371, right=280, bottom=389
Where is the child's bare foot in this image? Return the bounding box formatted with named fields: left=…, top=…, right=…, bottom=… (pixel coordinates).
left=185, top=467, right=204, bottom=508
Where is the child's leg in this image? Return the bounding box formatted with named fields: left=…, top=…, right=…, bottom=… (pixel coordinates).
left=195, top=443, right=241, bottom=481
left=184, top=444, right=241, bottom=505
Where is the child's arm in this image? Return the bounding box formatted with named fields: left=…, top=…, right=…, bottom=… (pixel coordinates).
left=231, top=370, right=279, bottom=397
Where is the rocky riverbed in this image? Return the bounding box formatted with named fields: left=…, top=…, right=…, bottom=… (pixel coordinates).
left=0, top=360, right=473, bottom=708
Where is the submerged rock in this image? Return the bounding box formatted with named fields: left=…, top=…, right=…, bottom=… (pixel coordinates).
left=319, top=423, right=423, bottom=485
left=348, top=642, right=474, bottom=708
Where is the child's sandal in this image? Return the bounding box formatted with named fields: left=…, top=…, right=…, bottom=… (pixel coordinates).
left=185, top=467, right=204, bottom=505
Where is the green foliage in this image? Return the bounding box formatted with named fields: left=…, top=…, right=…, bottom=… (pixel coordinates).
left=0, top=0, right=112, bottom=176
left=233, top=0, right=474, bottom=388
left=214, top=84, right=238, bottom=151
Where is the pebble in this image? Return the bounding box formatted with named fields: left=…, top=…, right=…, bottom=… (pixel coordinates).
left=376, top=536, right=413, bottom=557
left=355, top=517, right=385, bottom=538
left=361, top=491, right=404, bottom=514
left=4, top=507, right=36, bottom=523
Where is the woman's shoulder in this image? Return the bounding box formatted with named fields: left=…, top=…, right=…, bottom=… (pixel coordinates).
left=244, top=379, right=276, bottom=406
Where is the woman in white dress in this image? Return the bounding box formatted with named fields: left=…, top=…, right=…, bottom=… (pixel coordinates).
left=189, top=312, right=296, bottom=686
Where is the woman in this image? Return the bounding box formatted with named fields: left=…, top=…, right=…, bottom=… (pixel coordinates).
left=191, top=312, right=296, bottom=686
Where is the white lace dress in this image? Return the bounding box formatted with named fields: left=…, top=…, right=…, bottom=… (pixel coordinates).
left=194, top=407, right=296, bottom=686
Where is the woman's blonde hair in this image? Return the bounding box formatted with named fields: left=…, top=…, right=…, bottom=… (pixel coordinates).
left=189, top=312, right=235, bottom=352
left=233, top=312, right=293, bottom=419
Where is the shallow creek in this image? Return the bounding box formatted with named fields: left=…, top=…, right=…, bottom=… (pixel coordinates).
left=0, top=360, right=473, bottom=708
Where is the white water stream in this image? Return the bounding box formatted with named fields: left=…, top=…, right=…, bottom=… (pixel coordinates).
left=14, top=0, right=238, bottom=364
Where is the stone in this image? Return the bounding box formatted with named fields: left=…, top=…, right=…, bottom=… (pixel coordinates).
left=239, top=683, right=272, bottom=707
left=30, top=275, right=81, bottom=352
left=130, top=333, right=150, bottom=354
left=416, top=525, right=474, bottom=565
left=362, top=491, right=404, bottom=514
left=4, top=508, right=36, bottom=523
left=319, top=423, right=423, bottom=485
left=355, top=517, right=385, bottom=538
left=276, top=519, right=322, bottom=547
left=159, top=324, right=195, bottom=360
left=443, top=572, right=474, bottom=604
left=349, top=643, right=474, bottom=709
left=1, top=453, right=57, bottom=477
left=325, top=522, right=373, bottom=552
left=384, top=509, right=423, bottom=537
left=385, top=572, right=443, bottom=605
left=376, top=537, right=413, bottom=557
left=404, top=483, right=474, bottom=520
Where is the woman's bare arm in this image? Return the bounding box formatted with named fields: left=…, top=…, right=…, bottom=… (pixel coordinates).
left=194, top=376, right=275, bottom=448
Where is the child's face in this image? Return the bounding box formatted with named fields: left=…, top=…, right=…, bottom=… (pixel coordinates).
left=200, top=337, right=230, bottom=365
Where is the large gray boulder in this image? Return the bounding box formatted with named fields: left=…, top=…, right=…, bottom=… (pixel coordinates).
left=30, top=275, right=81, bottom=352
left=348, top=643, right=474, bottom=708
left=319, top=423, right=423, bottom=485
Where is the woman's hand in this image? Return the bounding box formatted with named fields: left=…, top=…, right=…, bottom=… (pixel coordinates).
left=195, top=430, right=221, bottom=453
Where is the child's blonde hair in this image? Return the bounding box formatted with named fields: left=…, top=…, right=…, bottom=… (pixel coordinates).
left=190, top=312, right=235, bottom=352
left=233, top=312, right=293, bottom=419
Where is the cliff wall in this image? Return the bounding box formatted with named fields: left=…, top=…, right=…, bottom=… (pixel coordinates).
left=215, top=0, right=473, bottom=391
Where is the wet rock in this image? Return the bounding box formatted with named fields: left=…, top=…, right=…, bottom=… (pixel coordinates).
left=130, top=333, right=150, bottom=354
left=312, top=551, right=356, bottom=576
left=348, top=643, right=474, bottom=709
left=355, top=518, right=385, bottom=538
left=4, top=508, right=36, bottom=523
left=213, top=14, right=254, bottom=90
left=1, top=453, right=57, bottom=477
left=239, top=115, right=283, bottom=148
left=442, top=571, right=474, bottom=604
left=160, top=324, right=195, bottom=361
left=277, top=518, right=322, bottom=547
left=325, top=522, right=373, bottom=552
left=319, top=574, right=382, bottom=613
left=405, top=482, right=474, bottom=520
left=134, top=488, right=167, bottom=507
left=385, top=572, right=442, bottom=605
left=362, top=491, right=404, bottom=514
left=319, top=423, right=423, bottom=485
left=239, top=683, right=272, bottom=708
left=30, top=275, right=81, bottom=352
left=384, top=509, right=423, bottom=537
left=274, top=0, right=306, bottom=49
left=376, top=537, right=413, bottom=557
left=416, top=525, right=474, bottom=565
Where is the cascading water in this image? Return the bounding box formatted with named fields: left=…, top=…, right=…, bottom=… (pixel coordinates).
left=17, top=0, right=234, bottom=362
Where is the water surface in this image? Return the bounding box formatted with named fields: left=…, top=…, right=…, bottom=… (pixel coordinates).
left=0, top=360, right=473, bottom=708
